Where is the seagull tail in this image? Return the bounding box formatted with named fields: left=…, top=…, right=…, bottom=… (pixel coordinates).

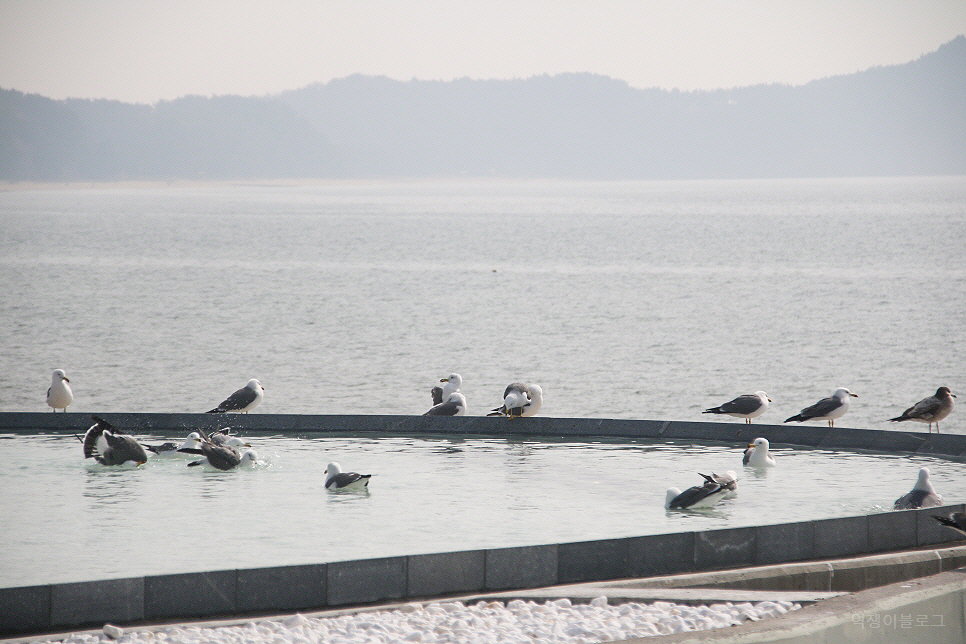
left=784, top=414, right=806, bottom=423
left=888, top=415, right=907, bottom=422
left=702, top=407, right=723, bottom=414
left=206, top=407, right=227, bottom=414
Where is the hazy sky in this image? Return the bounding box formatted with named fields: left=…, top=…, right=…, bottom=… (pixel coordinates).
left=2, top=1, right=964, bottom=104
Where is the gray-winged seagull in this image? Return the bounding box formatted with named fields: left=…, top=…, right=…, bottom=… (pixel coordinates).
left=784, top=387, right=857, bottom=427
left=423, top=392, right=466, bottom=416
left=932, top=512, right=966, bottom=538
left=703, top=391, right=770, bottom=423
left=488, top=382, right=543, bottom=418
left=665, top=472, right=737, bottom=510
left=206, top=379, right=264, bottom=414
left=894, top=467, right=943, bottom=510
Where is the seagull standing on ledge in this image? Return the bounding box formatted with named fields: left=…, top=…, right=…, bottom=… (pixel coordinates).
left=47, top=369, right=73, bottom=412
left=889, top=387, right=956, bottom=433
left=423, top=392, right=466, bottom=416
left=206, top=379, right=264, bottom=413
left=784, top=387, right=857, bottom=427
left=703, top=391, right=770, bottom=423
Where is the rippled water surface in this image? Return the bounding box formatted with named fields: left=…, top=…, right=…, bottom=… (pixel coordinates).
left=1, top=432, right=964, bottom=587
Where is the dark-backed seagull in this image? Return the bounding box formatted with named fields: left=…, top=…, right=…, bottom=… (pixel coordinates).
left=206, top=379, right=264, bottom=414
left=46, top=369, right=73, bottom=412
left=81, top=416, right=148, bottom=466
left=894, top=467, right=943, bottom=510
left=703, top=391, right=770, bottom=423
left=324, top=461, right=372, bottom=491
left=784, top=387, right=857, bottom=427
left=488, top=383, right=544, bottom=418
left=889, top=387, right=956, bottom=433
left=665, top=472, right=736, bottom=510
left=178, top=429, right=244, bottom=470
left=423, top=391, right=466, bottom=416
left=932, top=512, right=966, bottom=538
left=742, top=437, right=776, bottom=467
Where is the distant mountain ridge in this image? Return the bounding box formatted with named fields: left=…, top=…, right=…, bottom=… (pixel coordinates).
left=2, top=36, right=964, bottom=181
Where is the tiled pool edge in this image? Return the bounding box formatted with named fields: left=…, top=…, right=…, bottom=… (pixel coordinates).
left=2, top=413, right=965, bottom=636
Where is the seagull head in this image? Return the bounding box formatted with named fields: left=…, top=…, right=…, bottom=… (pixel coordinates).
left=834, top=387, right=858, bottom=399
left=441, top=373, right=462, bottom=387
left=755, top=391, right=771, bottom=403
left=52, top=369, right=69, bottom=383
left=325, top=462, right=343, bottom=476
left=247, top=379, right=264, bottom=391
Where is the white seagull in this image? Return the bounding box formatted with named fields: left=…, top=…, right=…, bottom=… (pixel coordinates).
left=889, top=387, right=956, bottom=433
left=785, top=387, right=857, bottom=427
left=488, top=382, right=544, bottom=418
left=742, top=437, right=776, bottom=467
left=144, top=432, right=203, bottom=457
left=703, top=391, right=770, bottom=423
left=894, top=467, right=943, bottom=510
left=440, top=373, right=462, bottom=399
left=46, top=369, right=73, bottom=412
left=324, top=461, right=372, bottom=491
left=423, top=392, right=466, bottom=416
left=206, top=379, right=264, bottom=414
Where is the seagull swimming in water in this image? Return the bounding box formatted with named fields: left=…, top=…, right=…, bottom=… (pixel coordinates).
left=324, top=461, right=372, bottom=491
left=488, top=383, right=544, bottom=418
left=742, top=437, right=776, bottom=467
left=46, top=369, right=73, bottom=412
left=178, top=428, right=246, bottom=471
left=889, top=387, right=956, bottom=433
left=665, top=471, right=737, bottom=510
left=80, top=416, right=148, bottom=466
left=785, top=387, right=857, bottom=427
left=206, top=379, right=264, bottom=414
left=703, top=391, right=770, bottom=423
left=423, top=392, right=466, bottom=416
left=144, top=432, right=203, bottom=457
left=894, top=467, right=943, bottom=510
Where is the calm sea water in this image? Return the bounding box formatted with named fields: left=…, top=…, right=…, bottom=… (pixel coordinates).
left=0, top=178, right=964, bottom=586
left=0, top=177, right=963, bottom=428
left=1, top=431, right=964, bottom=587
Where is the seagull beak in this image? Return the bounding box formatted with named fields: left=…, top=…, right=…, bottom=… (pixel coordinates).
left=767, top=397, right=772, bottom=402
left=440, top=378, right=449, bottom=383
left=746, top=443, right=755, bottom=449
left=63, top=376, right=70, bottom=382
left=850, top=393, right=859, bottom=397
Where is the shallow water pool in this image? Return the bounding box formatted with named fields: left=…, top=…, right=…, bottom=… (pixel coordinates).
left=1, top=431, right=962, bottom=587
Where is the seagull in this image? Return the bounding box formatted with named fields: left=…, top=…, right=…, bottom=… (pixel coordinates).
left=742, top=437, right=776, bottom=467
left=144, top=432, right=203, bottom=457
left=665, top=472, right=734, bottom=510
left=209, top=428, right=251, bottom=449
left=894, top=467, right=943, bottom=510
left=206, top=379, right=264, bottom=414
left=81, top=416, right=148, bottom=466
left=932, top=512, right=966, bottom=538
left=784, top=387, right=857, bottom=427
left=430, top=385, right=444, bottom=406
left=440, top=373, right=462, bottom=398
left=889, top=387, right=956, bottom=433
left=324, top=461, right=372, bottom=491
left=423, top=392, right=466, bottom=416
left=703, top=391, right=771, bottom=423
left=46, top=369, right=73, bottom=412
left=178, top=429, right=244, bottom=470
left=706, top=470, right=739, bottom=499
left=487, top=383, right=544, bottom=418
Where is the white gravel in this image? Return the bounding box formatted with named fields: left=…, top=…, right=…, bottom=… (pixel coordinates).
left=40, top=596, right=800, bottom=644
